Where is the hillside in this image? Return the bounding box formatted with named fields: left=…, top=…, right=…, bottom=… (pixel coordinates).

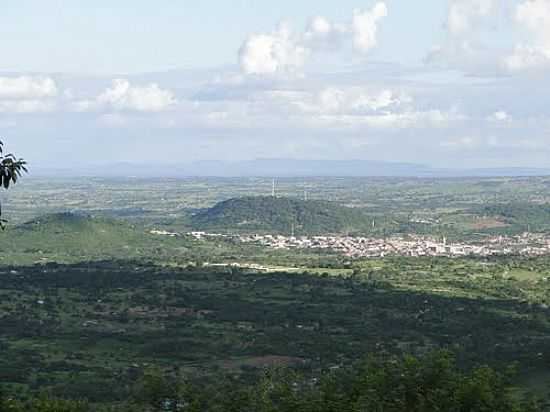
left=476, top=203, right=550, bottom=231
left=191, top=196, right=371, bottom=235
left=0, top=212, right=178, bottom=264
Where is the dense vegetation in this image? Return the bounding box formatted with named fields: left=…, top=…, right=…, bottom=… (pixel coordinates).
left=476, top=203, right=550, bottom=233
left=1, top=351, right=541, bottom=411
left=3, top=176, right=550, bottom=409
left=6, top=176, right=550, bottom=239
left=0, top=212, right=170, bottom=264
left=0, top=212, right=348, bottom=266
left=2, top=257, right=550, bottom=408
left=191, top=196, right=372, bottom=235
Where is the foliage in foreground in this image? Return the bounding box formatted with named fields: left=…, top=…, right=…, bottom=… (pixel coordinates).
left=0, top=139, right=27, bottom=228
left=1, top=352, right=543, bottom=411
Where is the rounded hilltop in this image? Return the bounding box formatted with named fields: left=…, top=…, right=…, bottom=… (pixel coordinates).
left=21, top=212, right=93, bottom=230
left=19, top=212, right=127, bottom=234
left=190, top=196, right=371, bottom=235
left=0, top=212, right=152, bottom=263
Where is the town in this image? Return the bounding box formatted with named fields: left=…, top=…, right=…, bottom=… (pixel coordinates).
left=183, top=231, right=550, bottom=258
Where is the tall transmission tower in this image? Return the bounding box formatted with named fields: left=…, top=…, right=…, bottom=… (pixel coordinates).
left=272, top=179, right=276, bottom=198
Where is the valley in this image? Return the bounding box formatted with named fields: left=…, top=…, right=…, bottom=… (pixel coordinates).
left=3, top=176, right=550, bottom=409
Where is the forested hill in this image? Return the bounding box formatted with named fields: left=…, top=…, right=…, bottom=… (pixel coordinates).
left=0, top=212, right=186, bottom=264
left=190, top=196, right=371, bottom=235
left=1, top=212, right=146, bottom=254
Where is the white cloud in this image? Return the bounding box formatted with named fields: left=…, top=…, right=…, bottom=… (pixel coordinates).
left=352, top=3, right=388, bottom=53
left=0, top=76, right=58, bottom=113
left=263, top=86, right=410, bottom=116
left=506, top=0, right=550, bottom=71
left=315, top=87, right=410, bottom=115
left=238, top=3, right=388, bottom=75
left=426, top=0, right=505, bottom=73
left=312, top=109, right=455, bottom=130
left=0, top=76, right=58, bottom=99
left=239, top=22, right=309, bottom=75
left=447, top=0, right=495, bottom=36
left=515, top=0, right=550, bottom=41
left=170, top=83, right=458, bottom=133
left=303, top=16, right=348, bottom=50
left=506, top=45, right=550, bottom=71
left=432, top=0, right=550, bottom=73
left=244, top=86, right=456, bottom=130
left=488, top=110, right=509, bottom=122
left=76, top=79, right=176, bottom=112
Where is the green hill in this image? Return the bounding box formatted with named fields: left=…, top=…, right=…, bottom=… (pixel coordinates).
left=191, top=196, right=371, bottom=235
left=18, top=212, right=118, bottom=233
left=0, top=212, right=168, bottom=264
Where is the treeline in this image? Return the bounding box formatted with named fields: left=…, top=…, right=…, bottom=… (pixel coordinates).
left=1, top=352, right=543, bottom=411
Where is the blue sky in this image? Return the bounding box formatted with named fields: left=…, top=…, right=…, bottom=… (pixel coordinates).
left=1, top=0, right=550, bottom=170
left=1, top=0, right=447, bottom=73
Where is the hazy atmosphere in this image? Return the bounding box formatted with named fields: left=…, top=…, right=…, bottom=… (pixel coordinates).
left=4, top=2, right=550, bottom=411
left=3, top=0, right=550, bottom=172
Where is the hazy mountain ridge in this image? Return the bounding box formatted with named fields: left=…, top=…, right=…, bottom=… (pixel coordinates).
left=32, top=159, right=550, bottom=178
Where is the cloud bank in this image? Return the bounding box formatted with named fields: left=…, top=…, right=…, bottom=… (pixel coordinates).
left=75, top=79, right=176, bottom=112
left=506, top=0, right=550, bottom=70
left=5, top=1, right=550, bottom=169
left=0, top=76, right=59, bottom=113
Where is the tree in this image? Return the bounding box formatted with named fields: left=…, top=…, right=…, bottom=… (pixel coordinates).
left=0, top=140, right=27, bottom=228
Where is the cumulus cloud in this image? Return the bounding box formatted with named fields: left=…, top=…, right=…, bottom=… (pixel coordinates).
left=76, top=79, right=176, bottom=112
left=238, top=3, right=388, bottom=75
left=313, top=87, right=410, bottom=115
left=425, top=0, right=505, bottom=73
left=168, top=82, right=459, bottom=133
left=248, top=86, right=457, bottom=130
left=0, top=76, right=59, bottom=113
left=303, top=16, right=348, bottom=50
left=0, top=76, right=58, bottom=99
left=429, top=0, right=550, bottom=74
left=446, top=0, right=495, bottom=36
left=506, top=0, right=550, bottom=71
left=239, top=22, right=309, bottom=75
left=263, top=86, right=409, bottom=115
left=352, top=3, right=388, bottom=53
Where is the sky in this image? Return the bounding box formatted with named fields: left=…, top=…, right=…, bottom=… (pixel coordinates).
left=1, top=0, right=550, bottom=170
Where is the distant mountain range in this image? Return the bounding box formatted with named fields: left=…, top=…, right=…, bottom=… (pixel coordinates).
left=32, top=159, right=550, bottom=178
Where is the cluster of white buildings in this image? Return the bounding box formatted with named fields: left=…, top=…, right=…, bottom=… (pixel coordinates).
left=186, top=231, right=550, bottom=258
